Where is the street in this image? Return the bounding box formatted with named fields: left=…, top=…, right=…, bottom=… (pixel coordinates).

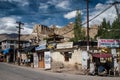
left=0, top=62, right=120, bottom=80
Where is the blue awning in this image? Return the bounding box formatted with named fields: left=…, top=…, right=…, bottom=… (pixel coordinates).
left=3, top=48, right=12, bottom=55
left=35, top=45, right=46, bottom=51
left=23, top=45, right=38, bottom=52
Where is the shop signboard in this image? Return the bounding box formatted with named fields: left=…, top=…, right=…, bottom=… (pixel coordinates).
left=81, top=51, right=89, bottom=69
left=35, top=45, right=46, bottom=51
left=111, top=48, right=118, bottom=69
left=98, top=39, right=120, bottom=48
left=57, top=42, right=73, bottom=49
left=35, top=40, right=47, bottom=51
left=111, top=48, right=117, bottom=57
left=33, top=53, right=38, bottom=68
left=44, top=51, right=51, bottom=69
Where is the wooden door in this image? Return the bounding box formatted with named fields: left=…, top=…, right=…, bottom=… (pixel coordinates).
left=38, top=52, right=45, bottom=68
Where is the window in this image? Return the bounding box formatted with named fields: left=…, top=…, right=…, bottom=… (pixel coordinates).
left=64, top=52, right=69, bottom=62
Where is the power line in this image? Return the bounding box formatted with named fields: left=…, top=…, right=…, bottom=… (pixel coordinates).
left=113, top=1, right=120, bottom=22
left=61, top=4, right=113, bottom=36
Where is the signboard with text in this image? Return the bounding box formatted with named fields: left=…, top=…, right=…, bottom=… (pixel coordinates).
left=57, top=42, right=73, bottom=49
left=44, top=51, right=51, bottom=69
left=35, top=45, right=46, bottom=51
left=33, top=53, right=38, bottom=68
left=98, top=39, right=120, bottom=48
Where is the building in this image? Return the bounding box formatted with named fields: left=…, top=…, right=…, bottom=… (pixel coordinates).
left=31, top=23, right=74, bottom=42
left=31, top=24, right=99, bottom=43
left=0, top=39, right=30, bottom=63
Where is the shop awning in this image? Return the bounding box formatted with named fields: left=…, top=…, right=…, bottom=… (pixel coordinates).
left=23, top=45, right=38, bottom=52
left=92, top=53, right=112, bottom=58
left=2, top=48, right=12, bottom=55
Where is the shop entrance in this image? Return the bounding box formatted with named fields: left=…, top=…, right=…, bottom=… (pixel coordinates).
left=38, top=52, right=45, bottom=68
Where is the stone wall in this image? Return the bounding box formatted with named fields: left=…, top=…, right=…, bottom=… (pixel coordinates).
left=51, top=49, right=82, bottom=66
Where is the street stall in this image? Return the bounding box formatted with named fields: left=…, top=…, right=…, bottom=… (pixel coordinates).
left=35, top=40, right=51, bottom=69
left=95, top=39, right=120, bottom=76
left=22, top=45, right=38, bottom=67
left=2, top=48, right=14, bottom=63
left=92, top=53, right=113, bottom=76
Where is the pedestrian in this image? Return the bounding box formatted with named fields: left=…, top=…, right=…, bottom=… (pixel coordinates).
left=89, top=62, right=95, bottom=75
left=98, top=65, right=107, bottom=76
left=115, top=62, right=120, bottom=76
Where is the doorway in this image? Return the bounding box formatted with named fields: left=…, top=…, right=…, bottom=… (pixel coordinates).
left=38, top=52, right=45, bottom=68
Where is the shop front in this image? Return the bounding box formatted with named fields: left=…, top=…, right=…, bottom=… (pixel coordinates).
left=35, top=44, right=50, bottom=69
left=22, top=45, right=38, bottom=67
left=2, top=48, right=14, bottom=63
left=92, top=53, right=113, bottom=76
left=38, top=51, right=44, bottom=68
left=97, top=39, right=120, bottom=76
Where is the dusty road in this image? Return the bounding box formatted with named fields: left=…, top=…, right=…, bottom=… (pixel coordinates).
left=0, top=62, right=120, bottom=80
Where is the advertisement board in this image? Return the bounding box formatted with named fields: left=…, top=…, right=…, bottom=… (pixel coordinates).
left=35, top=45, right=46, bottom=51
left=44, top=51, right=51, bottom=69
left=81, top=51, right=89, bottom=69
left=98, top=39, right=120, bottom=48
left=57, top=42, right=73, bottom=49
left=33, top=53, right=38, bottom=68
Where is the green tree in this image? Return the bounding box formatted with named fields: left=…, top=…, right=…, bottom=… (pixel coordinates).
left=70, top=10, right=85, bottom=42
left=111, top=18, right=120, bottom=39
left=95, top=18, right=120, bottom=39
left=95, top=18, right=111, bottom=39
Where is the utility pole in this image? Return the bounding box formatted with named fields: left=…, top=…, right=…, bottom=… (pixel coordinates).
left=111, top=1, right=120, bottom=22
left=16, top=21, right=24, bottom=65
left=86, top=0, right=89, bottom=51
left=114, top=2, right=120, bottom=22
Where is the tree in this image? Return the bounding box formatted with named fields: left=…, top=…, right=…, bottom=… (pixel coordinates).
left=95, top=18, right=111, bottom=39
left=95, top=18, right=120, bottom=39
left=111, top=18, right=120, bottom=39
left=70, top=10, right=85, bottom=42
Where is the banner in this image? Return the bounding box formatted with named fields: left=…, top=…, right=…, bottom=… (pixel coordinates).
left=44, top=51, right=51, bottom=69
left=35, top=45, right=46, bottom=51
left=33, top=53, right=38, bottom=68
left=81, top=51, right=89, bottom=69
left=98, top=39, right=120, bottom=48
left=57, top=42, right=73, bottom=49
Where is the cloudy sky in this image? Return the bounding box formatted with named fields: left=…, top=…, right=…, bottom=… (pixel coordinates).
left=0, top=0, right=120, bottom=34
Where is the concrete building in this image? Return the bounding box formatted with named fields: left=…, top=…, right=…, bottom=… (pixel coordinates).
left=0, top=39, right=30, bottom=63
